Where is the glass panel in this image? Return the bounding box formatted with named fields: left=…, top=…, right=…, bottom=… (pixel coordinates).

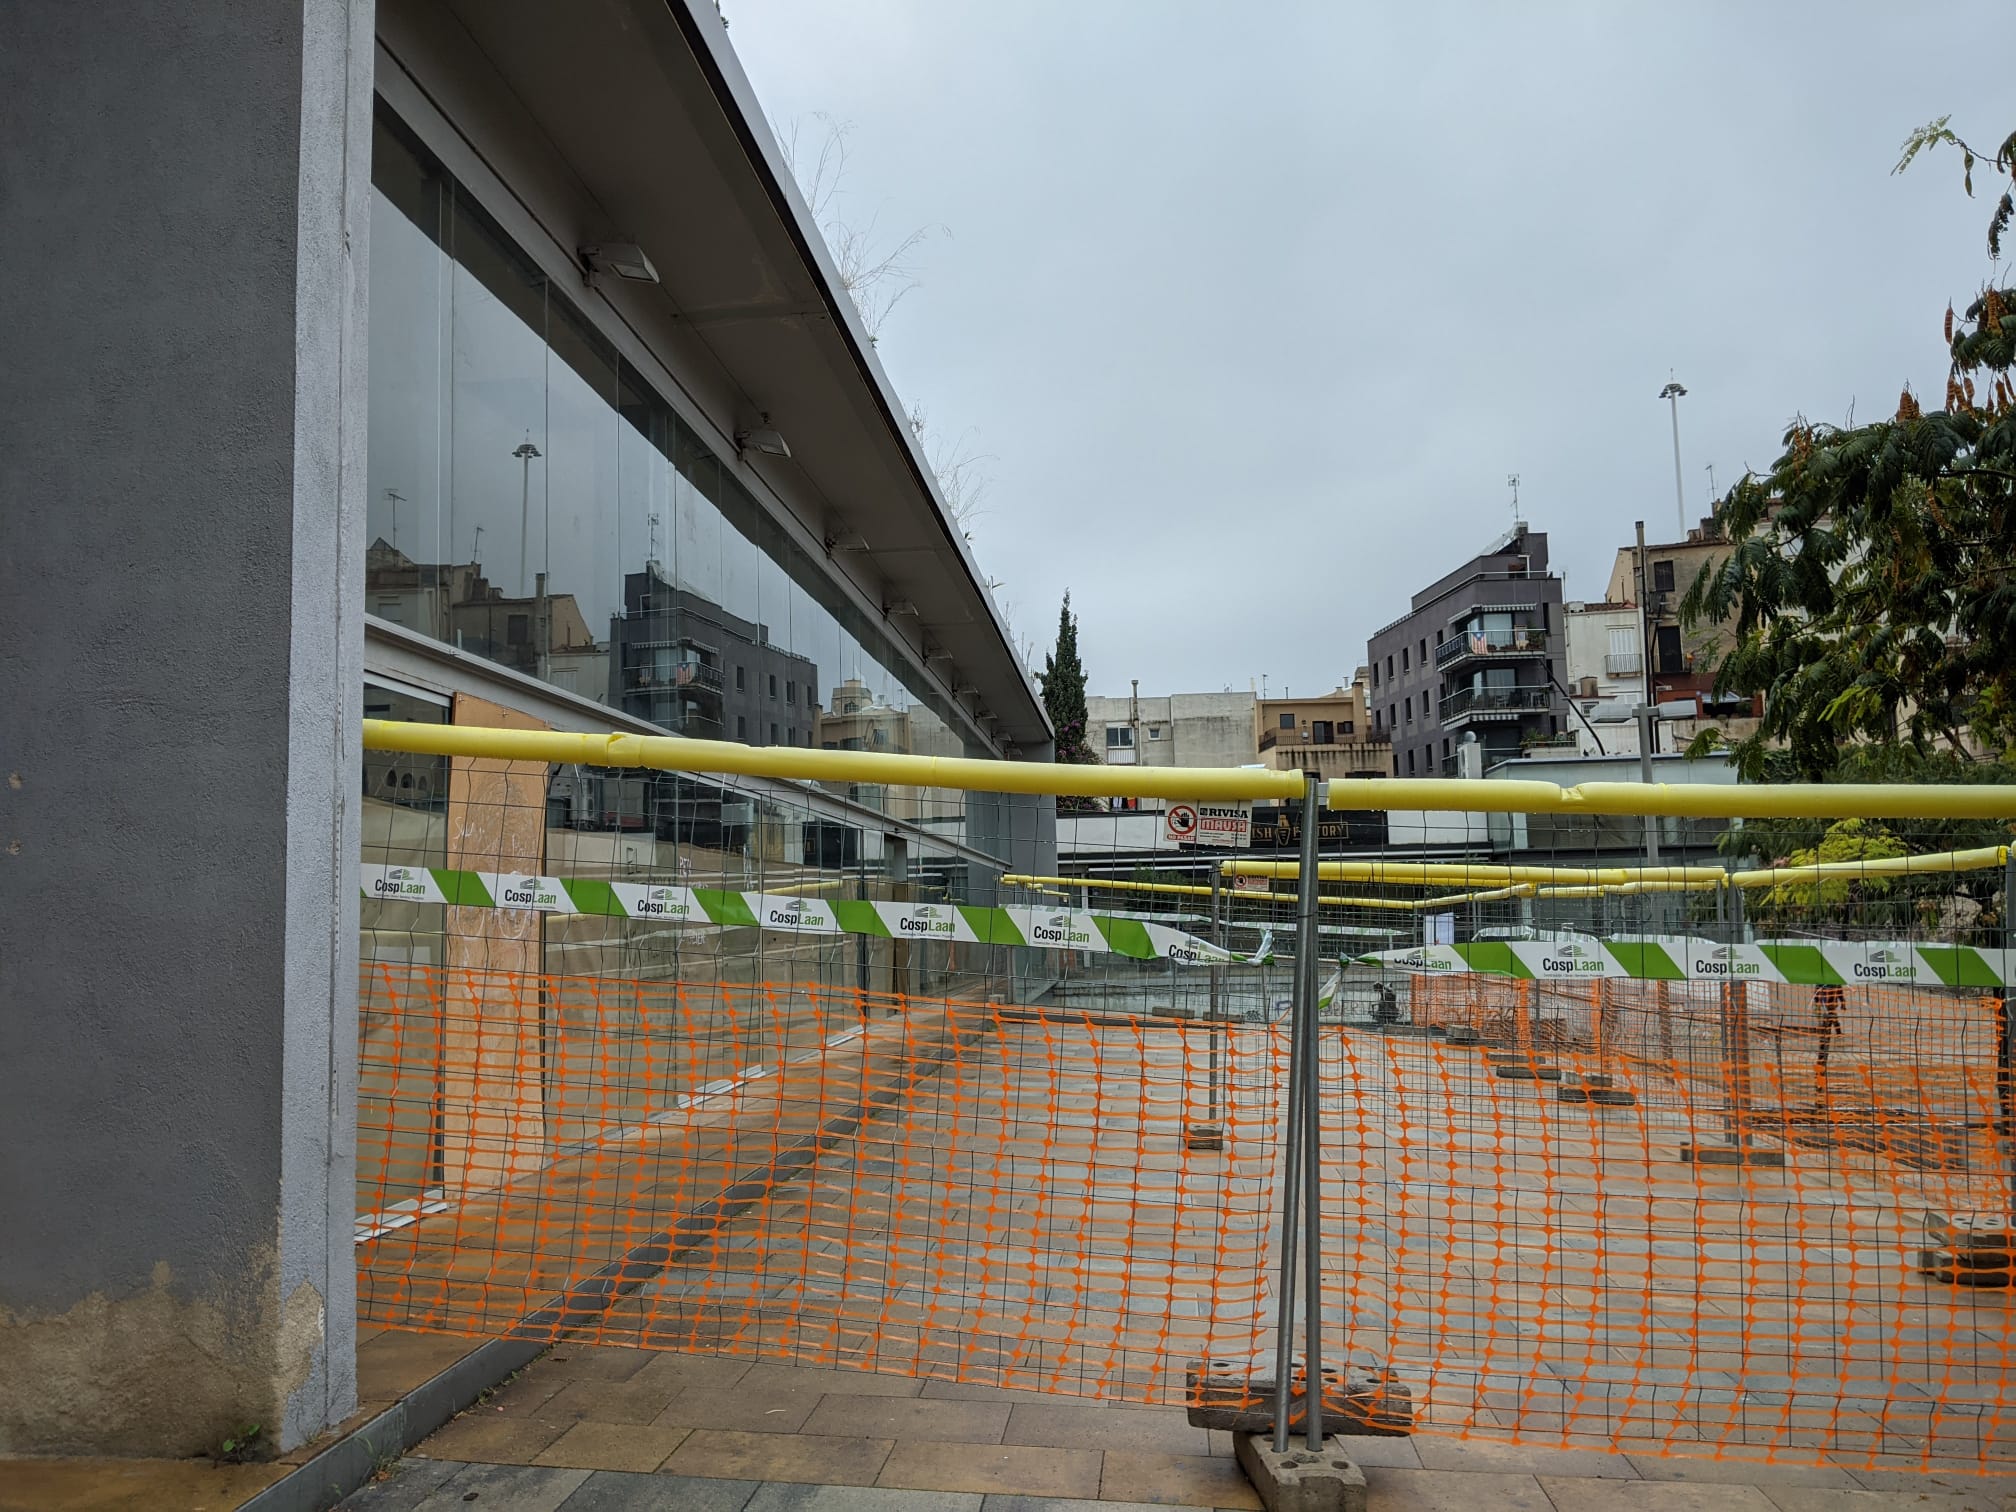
left=365, top=100, right=988, bottom=759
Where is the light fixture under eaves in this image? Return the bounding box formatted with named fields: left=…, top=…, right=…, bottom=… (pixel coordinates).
left=884, top=600, right=918, bottom=617
left=736, top=427, right=791, bottom=459
left=579, top=242, right=660, bottom=285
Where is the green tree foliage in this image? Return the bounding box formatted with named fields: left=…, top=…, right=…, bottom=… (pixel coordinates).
left=1683, top=119, right=2016, bottom=780
left=1753, top=818, right=1905, bottom=915
left=1039, top=591, right=1095, bottom=766
left=1715, top=749, right=2013, bottom=937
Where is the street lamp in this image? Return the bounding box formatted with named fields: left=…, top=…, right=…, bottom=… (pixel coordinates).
left=513, top=438, right=542, bottom=595
left=1659, top=380, right=1687, bottom=537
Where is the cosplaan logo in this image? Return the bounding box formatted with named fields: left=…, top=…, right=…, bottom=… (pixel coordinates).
left=894, top=906, right=955, bottom=937
left=499, top=875, right=564, bottom=909
left=765, top=902, right=816, bottom=928
left=1691, top=944, right=1763, bottom=977
left=1851, top=945, right=1917, bottom=981
left=1538, top=941, right=1609, bottom=974
left=1029, top=911, right=1099, bottom=948
left=369, top=866, right=433, bottom=899
left=631, top=887, right=692, bottom=919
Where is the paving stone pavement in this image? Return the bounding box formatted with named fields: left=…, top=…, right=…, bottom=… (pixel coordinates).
left=328, top=1347, right=2015, bottom=1512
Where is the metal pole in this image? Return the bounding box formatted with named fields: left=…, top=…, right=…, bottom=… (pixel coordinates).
left=1299, top=778, right=1326, bottom=1451
left=1637, top=707, right=1660, bottom=865
left=1270, top=782, right=1325, bottom=1453
left=2004, top=851, right=2015, bottom=1222
left=1634, top=522, right=1661, bottom=868
left=1662, top=381, right=1688, bottom=536
left=1729, top=879, right=1753, bottom=1151
left=1269, top=929, right=1308, bottom=1454
left=1209, top=866, right=1223, bottom=1125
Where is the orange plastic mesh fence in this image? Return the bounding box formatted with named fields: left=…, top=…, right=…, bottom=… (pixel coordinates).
left=1323, top=979, right=2016, bottom=1469
left=355, top=959, right=2016, bottom=1468
left=357, top=963, right=1284, bottom=1400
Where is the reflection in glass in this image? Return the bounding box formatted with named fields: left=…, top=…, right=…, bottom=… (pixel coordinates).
left=365, top=101, right=985, bottom=763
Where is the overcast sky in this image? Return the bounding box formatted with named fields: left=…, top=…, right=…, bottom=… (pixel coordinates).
left=726, top=2, right=2004, bottom=702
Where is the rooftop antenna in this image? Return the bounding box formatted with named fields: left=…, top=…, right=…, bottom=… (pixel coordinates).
left=384, top=489, right=406, bottom=551
left=1507, top=473, right=1521, bottom=523
left=1705, top=462, right=1718, bottom=502
left=648, top=510, right=661, bottom=566
left=471, top=523, right=485, bottom=565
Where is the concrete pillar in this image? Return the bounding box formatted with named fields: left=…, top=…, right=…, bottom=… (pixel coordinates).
left=0, top=0, right=372, bottom=1457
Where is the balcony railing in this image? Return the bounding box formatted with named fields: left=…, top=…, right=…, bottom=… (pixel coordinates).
left=1436, top=628, right=1548, bottom=668
left=1439, top=685, right=1552, bottom=722
left=627, top=661, right=724, bottom=693
left=1604, top=651, right=1643, bottom=676
left=1259, top=728, right=1356, bottom=752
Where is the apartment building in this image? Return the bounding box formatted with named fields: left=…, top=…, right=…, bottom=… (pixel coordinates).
left=1366, top=523, right=1569, bottom=777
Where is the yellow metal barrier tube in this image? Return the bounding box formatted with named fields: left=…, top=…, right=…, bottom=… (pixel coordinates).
left=1328, top=777, right=2016, bottom=820
left=363, top=719, right=1305, bottom=802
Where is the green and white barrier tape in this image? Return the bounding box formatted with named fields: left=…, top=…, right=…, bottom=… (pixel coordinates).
left=361, top=864, right=1272, bottom=967
left=1355, top=935, right=2013, bottom=988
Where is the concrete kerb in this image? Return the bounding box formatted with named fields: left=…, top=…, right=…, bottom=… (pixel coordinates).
left=237, top=1337, right=544, bottom=1512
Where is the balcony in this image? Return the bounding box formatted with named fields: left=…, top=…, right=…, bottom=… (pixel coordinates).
left=627, top=661, right=723, bottom=694
left=1258, top=727, right=1355, bottom=752
left=1435, top=627, right=1548, bottom=670
left=1439, top=684, right=1552, bottom=726
left=1520, top=732, right=1581, bottom=755
left=1604, top=651, right=1643, bottom=677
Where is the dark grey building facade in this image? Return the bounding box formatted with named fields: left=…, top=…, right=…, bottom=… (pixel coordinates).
left=1366, top=524, right=1568, bottom=778
left=610, top=567, right=821, bottom=747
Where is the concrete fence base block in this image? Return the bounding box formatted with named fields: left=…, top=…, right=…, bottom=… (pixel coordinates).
left=1184, top=1357, right=1413, bottom=1435
left=1184, top=1123, right=1227, bottom=1152
left=1679, top=1144, right=1786, bottom=1167
left=1235, top=1433, right=1367, bottom=1512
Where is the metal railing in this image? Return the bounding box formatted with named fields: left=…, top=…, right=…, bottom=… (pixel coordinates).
left=1439, top=684, right=1553, bottom=721
left=1436, top=628, right=1548, bottom=667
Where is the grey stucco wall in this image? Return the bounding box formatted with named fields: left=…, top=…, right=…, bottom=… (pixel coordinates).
left=0, top=0, right=369, bottom=1457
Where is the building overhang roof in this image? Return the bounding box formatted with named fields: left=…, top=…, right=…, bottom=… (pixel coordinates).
left=402, top=0, right=1051, bottom=751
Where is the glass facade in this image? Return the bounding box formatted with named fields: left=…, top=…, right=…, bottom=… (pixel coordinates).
left=364, top=105, right=975, bottom=770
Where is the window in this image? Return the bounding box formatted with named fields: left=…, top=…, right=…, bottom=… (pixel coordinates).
left=736, top=715, right=747, bottom=740
left=768, top=674, right=778, bottom=699
left=1404, top=695, right=1412, bottom=723
left=1389, top=703, right=1397, bottom=729
left=1406, top=749, right=1416, bottom=775
left=506, top=613, right=529, bottom=646
left=1311, top=720, right=1332, bottom=744
left=1655, top=624, right=1685, bottom=674
left=786, top=680, right=796, bottom=705
left=1372, top=663, right=1380, bottom=688
left=735, top=665, right=746, bottom=692
left=1106, top=726, right=1134, bottom=749
left=1442, top=737, right=1450, bottom=760
left=1419, top=638, right=1428, bottom=664
left=1386, top=655, right=1393, bottom=681
left=1147, top=724, right=1164, bottom=740
left=1339, top=720, right=1353, bottom=735
left=1401, top=646, right=1409, bottom=671
left=1280, top=713, right=1296, bottom=729
left=770, top=722, right=780, bottom=743
left=1653, top=559, right=1676, bottom=593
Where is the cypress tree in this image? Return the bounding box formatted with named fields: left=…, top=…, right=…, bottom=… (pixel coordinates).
left=1040, top=592, right=1095, bottom=767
